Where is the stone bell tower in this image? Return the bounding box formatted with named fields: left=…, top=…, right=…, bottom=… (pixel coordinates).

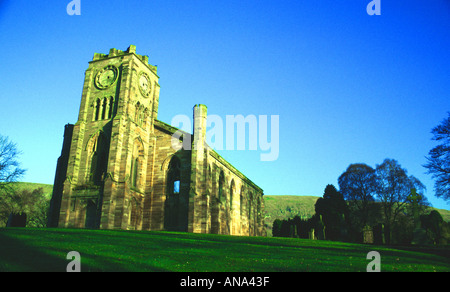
left=49, top=45, right=160, bottom=229
left=49, top=45, right=266, bottom=237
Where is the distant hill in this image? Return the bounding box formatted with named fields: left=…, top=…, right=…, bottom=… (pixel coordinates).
left=263, top=195, right=319, bottom=236
left=10, top=182, right=53, bottom=198
left=263, top=195, right=450, bottom=237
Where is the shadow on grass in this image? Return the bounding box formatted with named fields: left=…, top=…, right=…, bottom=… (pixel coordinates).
left=0, top=228, right=169, bottom=272
left=0, top=230, right=68, bottom=272
left=1, top=228, right=448, bottom=272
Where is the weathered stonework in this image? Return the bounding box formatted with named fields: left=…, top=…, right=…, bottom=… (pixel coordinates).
left=48, top=46, right=266, bottom=236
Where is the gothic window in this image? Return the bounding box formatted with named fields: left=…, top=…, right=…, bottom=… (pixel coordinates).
left=218, top=171, right=225, bottom=202
left=210, top=165, right=219, bottom=234
left=90, top=133, right=108, bottom=185
left=248, top=192, right=253, bottom=235
left=94, top=99, right=101, bottom=121
left=108, top=96, right=114, bottom=119
left=100, top=97, right=107, bottom=120
left=165, top=156, right=182, bottom=231
left=143, top=108, right=149, bottom=127
left=130, top=157, right=139, bottom=188
left=130, top=138, right=144, bottom=189
left=139, top=108, right=144, bottom=126
left=135, top=102, right=140, bottom=124
left=131, top=102, right=148, bottom=127
left=240, top=186, right=244, bottom=216
left=167, top=156, right=181, bottom=195
left=93, top=97, right=114, bottom=121
left=257, top=196, right=261, bottom=227
left=229, top=180, right=235, bottom=210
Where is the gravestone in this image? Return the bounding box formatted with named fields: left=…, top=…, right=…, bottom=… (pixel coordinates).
left=289, top=224, right=299, bottom=238
left=316, top=215, right=326, bottom=240
left=412, top=228, right=431, bottom=245
left=309, top=228, right=315, bottom=240
left=363, top=225, right=374, bottom=244
left=6, top=212, right=27, bottom=227
left=339, top=213, right=348, bottom=241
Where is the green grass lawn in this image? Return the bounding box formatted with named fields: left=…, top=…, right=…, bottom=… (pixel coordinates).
left=0, top=228, right=448, bottom=272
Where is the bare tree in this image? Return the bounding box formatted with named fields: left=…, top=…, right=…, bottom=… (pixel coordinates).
left=0, top=134, right=26, bottom=192
left=424, top=113, right=450, bottom=202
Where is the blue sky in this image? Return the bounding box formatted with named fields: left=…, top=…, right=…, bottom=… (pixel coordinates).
left=0, top=1, right=449, bottom=210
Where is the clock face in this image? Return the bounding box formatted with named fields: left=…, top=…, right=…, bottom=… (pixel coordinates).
left=95, top=65, right=118, bottom=89
left=138, top=72, right=151, bottom=98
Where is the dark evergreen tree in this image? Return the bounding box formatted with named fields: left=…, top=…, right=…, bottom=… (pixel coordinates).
left=272, top=219, right=283, bottom=237
left=315, top=185, right=348, bottom=241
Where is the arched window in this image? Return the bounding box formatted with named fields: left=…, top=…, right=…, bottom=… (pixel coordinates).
left=143, top=108, right=149, bottom=127
left=94, top=99, right=101, bottom=121
left=131, top=157, right=139, bottom=188
left=256, top=195, right=261, bottom=234
left=130, top=138, right=143, bottom=189
left=229, top=180, right=235, bottom=210
left=108, top=96, right=114, bottom=119
left=248, top=192, right=253, bottom=217
left=101, top=97, right=107, bottom=120
left=93, top=97, right=114, bottom=121
left=167, top=156, right=181, bottom=195
left=135, top=102, right=141, bottom=124
left=165, top=156, right=182, bottom=231
left=139, top=108, right=144, bottom=126
left=240, top=186, right=244, bottom=216
left=248, top=192, right=253, bottom=235
left=218, top=171, right=225, bottom=202
left=90, top=133, right=108, bottom=185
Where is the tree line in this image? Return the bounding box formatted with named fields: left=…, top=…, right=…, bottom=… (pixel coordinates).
left=273, top=159, right=450, bottom=245
left=272, top=112, right=450, bottom=245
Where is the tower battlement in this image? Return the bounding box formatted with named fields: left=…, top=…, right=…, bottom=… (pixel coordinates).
left=92, top=45, right=157, bottom=74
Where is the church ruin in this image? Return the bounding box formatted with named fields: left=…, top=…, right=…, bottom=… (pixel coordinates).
left=48, top=45, right=266, bottom=236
